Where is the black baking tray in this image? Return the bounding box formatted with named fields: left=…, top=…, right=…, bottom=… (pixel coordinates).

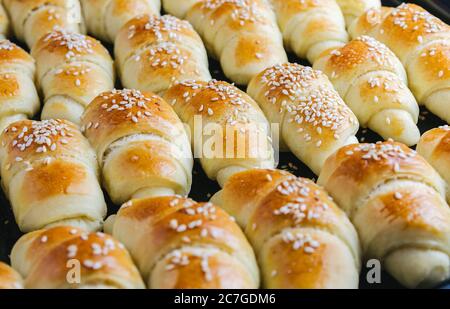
left=0, top=0, right=449, bottom=289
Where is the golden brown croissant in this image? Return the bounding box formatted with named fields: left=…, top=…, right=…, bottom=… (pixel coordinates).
left=11, top=226, right=145, bottom=288
left=165, top=0, right=287, bottom=85
left=350, top=3, right=450, bottom=124
left=81, top=89, right=193, bottom=205
left=318, top=141, right=450, bottom=288
left=164, top=79, right=275, bottom=186
left=211, top=168, right=361, bottom=288
left=0, top=40, right=40, bottom=132
left=0, top=119, right=107, bottom=232
left=108, top=196, right=260, bottom=288
left=115, top=14, right=211, bottom=95
left=247, top=63, right=359, bottom=175
left=314, top=36, right=420, bottom=146
left=31, top=30, right=114, bottom=125
left=3, top=0, right=85, bottom=48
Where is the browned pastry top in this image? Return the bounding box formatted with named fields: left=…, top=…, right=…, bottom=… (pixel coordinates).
left=0, top=262, right=23, bottom=289
left=19, top=226, right=144, bottom=288
left=0, top=40, right=34, bottom=67
left=1, top=119, right=88, bottom=164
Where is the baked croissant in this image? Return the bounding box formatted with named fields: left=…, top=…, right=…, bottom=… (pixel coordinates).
left=164, top=79, right=275, bottom=187
left=247, top=63, right=359, bottom=175
left=115, top=14, right=211, bottom=95
left=168, top=0, right=287, bottom=85
left=417, top=125, right=450, bottom=203
left=350, top=3, right=450, bottom=123
left=11, top=226, right=145, bottom=289
left=0, top=262, right=23, bottom=289
left=0, top=40, right=40, bottom=132
left=269, top=0, right=348, bottom=64
left=3, top=0, right=85, bottom=48
left=0, top=119, right=107, bottom=232
left=318, top=141, right=450, bottom=288
left=314, top=36, right=420, bottom=146
left=31, top=30, right=114, bottom=125
left=0, top=2, right=9, bottom=39
left=211, top=169, right=361, bottom=289
left=80, top=0, right=161, bottom=43
left=81, top=89, right=193, bottom=205
left=335, top=0, right=381, bottom=27
left=108, top=196, right=260, bottom=288
left=161, top=0, right=199, bottom=19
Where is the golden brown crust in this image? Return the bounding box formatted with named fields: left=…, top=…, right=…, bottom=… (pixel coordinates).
left=115, top=14, right=210, bottom=94
left=164, top=79, right=275, bottom=181
left=82, top=89, right=184, bottom=162
left=3, top=0, right=85, bottom=47
left=111, top=196, right=260, bottom=288
left=0, top=40, right=35, bottom=74
left=0, top=262, right=23, bottom=289
left=215, top=168, right=360, bottom=288
left=32, top=30, right=113, bottom=81
left=318, top=141, right=445, bottom=215
left=11, top=226, right=145, bottom=289
left=247, top=63, right=358, bottom=174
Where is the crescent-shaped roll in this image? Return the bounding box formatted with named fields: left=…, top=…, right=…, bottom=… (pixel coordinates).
left=182, top=0, right=287, bottom=85
left=0, top=40, right=40, bottom=132
left=417, top=125, right=450, bottom=203
left=0, top=262, right=23, bottom=289
left=335, top=0, right=381, bottom=27
left=349, top=3, right=450, bottom=123
left=318, top=141, right=450, bottom=288
left=80, top=0, right=161, bottom=43
left=0, top=2, right=10, bottom=39
left=210, top=169, right=360, bottom=288
left=161, top=0, right=199, bottom=19
left=269, top=0, right=348, bottom=64
left=0, top=119, right=107, bottom=232
left=164, top=79, right=275, bottom=187
left=115, top=14, right=211, bottom=95
left=314, top=35, right=420, bottom=146
left=11, top=226, right=145, bottom=289
left=81, top=89, right=193, bottom=205
left=108, top=196, right=260, bottom=288
left=247, top=63, right=359, bottom=175
left=31, top=30, right=114, bottom=125
left=3, top=0, right=85, bottom=48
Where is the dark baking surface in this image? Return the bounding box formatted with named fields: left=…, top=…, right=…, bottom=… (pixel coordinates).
left=0, top=0, right=449, bottom=289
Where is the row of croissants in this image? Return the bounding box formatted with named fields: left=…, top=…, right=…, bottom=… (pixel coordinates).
left=0, top=0, right=448, bottom=289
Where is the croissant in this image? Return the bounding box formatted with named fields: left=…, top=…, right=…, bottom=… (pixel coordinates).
left=0, top=40, right=40, bottom=132
left=350, top=3, right=450, bottom=123
left=161, top=0, right=199, bottom=19
left=31, top=30, right=114, bottom=125
left=0, top=2, right=9, bottom=39
left=268, top=0, right=347, bottom=64
left=417, top=125, right=450, bottom=203
left=81, top=89, right=193, bottom=205
left=211, top=169, right=361, bottom=288
left=314, top=36, right=420, bottom=146
left=318, top=141, right=450, bottom=288
left=80, top=0, right=161, bottom=43
left=164, top=79, right=275, bottom=187
left=115, top=14, right=211, bottom=95
left=0, top=262, right=23, bottom=289
left=168, top=0, right=287, bottom=85
left=335, top=0, right=381, bottom=27
left=108, top=196, right=260, bottom=288
left=0, top=119, right=107, bottom=232
left=11, top=226, right=145, bottom=289
left=247, top=63, right=359, bottom=175
left=3, top=0, right=85, bottom=48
